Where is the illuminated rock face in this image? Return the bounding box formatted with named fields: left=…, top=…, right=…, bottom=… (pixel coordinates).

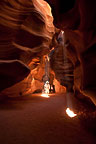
left=45, top=0, right=96, bottom=104
left=0, top=0, right=96, bottom=105
left=0, top=0, right=54, bottom=95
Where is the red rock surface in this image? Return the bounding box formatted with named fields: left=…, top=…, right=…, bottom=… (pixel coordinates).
left=0, top=0, right=96, bottom=106
left=45, top=0, right=96, bottom=105
left=0, top=0, right=54, bottom=96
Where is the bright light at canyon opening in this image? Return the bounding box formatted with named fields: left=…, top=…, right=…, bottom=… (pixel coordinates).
left=66, top=108, right=77, bottom=118
left=41, top=93, right=50, bottom=98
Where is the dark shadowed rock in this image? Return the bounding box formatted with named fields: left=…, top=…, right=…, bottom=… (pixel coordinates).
left=46, top=0, right=96, bottom=104
left=0, top=60, right=30, bottom=91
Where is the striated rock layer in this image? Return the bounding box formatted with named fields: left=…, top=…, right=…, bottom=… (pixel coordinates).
left=50, top=30, right=74, bottom=92
left=45, top=0, right=96, bottom=104
left=0, top=0, right=54, bottom=96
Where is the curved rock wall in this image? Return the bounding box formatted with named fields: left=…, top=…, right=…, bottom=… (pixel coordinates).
left=45, top=0, right=96, bottom=104
left=0, top=0, right=54, bottom=96
left=50, top=31, right=74, bottom=92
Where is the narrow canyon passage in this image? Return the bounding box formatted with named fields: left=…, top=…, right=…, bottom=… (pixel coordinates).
left=0, top=93, right=95, bottom=144
left=0, top=1, right=96, bottom=144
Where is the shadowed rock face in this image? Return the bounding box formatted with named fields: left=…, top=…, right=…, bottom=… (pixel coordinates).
left=0, top=0, right=54, bottom=93
left=0, top=0, right=96, bottom=106
left=50, top=33, right=74, bottom=92
left=45, top=0, right=79, bottom=29
left=45, top=0, right=96, bottom=104
left=0, top=60, right=30, bottom=92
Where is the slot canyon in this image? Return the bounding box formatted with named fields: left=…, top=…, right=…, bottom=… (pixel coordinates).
left=0, top=0, right=96, bottom=144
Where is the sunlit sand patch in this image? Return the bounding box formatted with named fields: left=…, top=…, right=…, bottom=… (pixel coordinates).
left=41, top=93, right=50, bottom=98
left=66, top=108, right=77, bottom=118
